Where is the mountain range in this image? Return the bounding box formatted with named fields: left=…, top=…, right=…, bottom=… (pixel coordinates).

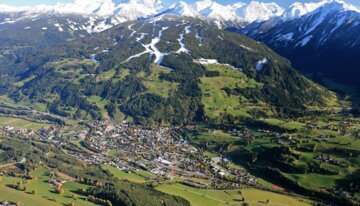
left=0, top=0, right=358, bottom=29
left=238, top=0, right=360, bottom=104
left=0, top=14, right=337, bottom=124
left=0, top=2, right=359, bottom=206
left=0, top=0, right=359, bottom=124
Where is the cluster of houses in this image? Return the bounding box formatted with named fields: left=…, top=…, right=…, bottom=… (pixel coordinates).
left=306, top=120, right=360, bottom=138
left=230, top=128, right=256, bottom=140
left=85, top=122, right=208, bottom=176
left=0, top=126, right=37, bottom=139
left=67, top=121, right=260, bottom=188
left=315, top=154, right=344, bottom=166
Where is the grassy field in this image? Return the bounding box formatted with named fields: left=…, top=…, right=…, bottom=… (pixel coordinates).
left=284, top=173, right=342, bottom=190
left=204, top=151, right=218, bottom=158
left=157, top=183, right=310, bottom=206
left=51, top=59, right=97, bottom=85
left=0, top=117, right=51, bottom=131
left=13, top=75, right=36, bottom=87
left=101, top=165, right=148, bottom=183
left=194, top=115, right=359, bottom=196
left=190, top=130, right=240, bottom=145
left=0, top=168, right=97, bottom=206
left=87, top=95, right=110, bottom=119
left=262, top=118, right=306, bottom=130
left=142, top=64, right=179, bottom=98
left=96, top=69, right=116, bottom=82
left=199, top=64, right=267, bottom=119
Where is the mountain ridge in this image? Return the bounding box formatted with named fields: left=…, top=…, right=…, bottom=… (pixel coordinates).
left=0, top=0, right=358, bottom=29
left=236, top=0, right=360, bottom=105
left=0, top=15, right=338, bottom=124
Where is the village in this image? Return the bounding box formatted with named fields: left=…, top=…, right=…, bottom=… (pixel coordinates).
left=0, top=121, right=261, bottom=190
left=1, top=115, right=359, bottom=202
left=80, top=121, right=260, bottom=189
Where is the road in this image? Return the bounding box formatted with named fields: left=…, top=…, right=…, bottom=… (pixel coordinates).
left=0, top=157, right=26, bottom=168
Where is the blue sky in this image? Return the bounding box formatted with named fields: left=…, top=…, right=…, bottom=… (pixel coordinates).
left=0, top=0, right=359, bottom=8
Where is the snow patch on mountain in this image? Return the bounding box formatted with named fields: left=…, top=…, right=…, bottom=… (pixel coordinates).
left=54, top=23, right=64, bottom=32
left=297, top=35, right=313, bottom=47
left=239, top=44, right=254, bottom=51
left=136, top=33, right=148, bottom=42
left=255, top=58, right=268, bottom=71
left=176, top=34, right=189, bottom=53
left=277, top=33, right=294, bottom=41
left=128, top=24, right=137, bottom=37
left=197, top=58, right=219, bottom=64
left=185, top=26, right=191, bottom=34
left=195, top=31, right=204, bottom=46
left=151, top=26, right=168, bottom=64
left=124, top=26, right=168, bottom=65
left=196, top=58, right=243, bottom=70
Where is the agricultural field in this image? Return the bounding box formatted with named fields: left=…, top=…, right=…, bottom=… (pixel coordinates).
left=0, top=168, right=97, bottom=206
left=101, top=165, right=151, bottom=184
left=0, top=117, right=51, bottom=131
left=189, top=130, right=241, bottom=145
left=157, top=183, right=311, bottom=206
left=189, top=112, right=360, bottom=202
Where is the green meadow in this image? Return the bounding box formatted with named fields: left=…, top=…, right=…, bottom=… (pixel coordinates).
left=0, top=168, right=97, bottom=206
left=0, top=117, right=51, bottom=131
left=157, top=183, right=310, bottom=206
left=199, top=64, right=269, bottom=119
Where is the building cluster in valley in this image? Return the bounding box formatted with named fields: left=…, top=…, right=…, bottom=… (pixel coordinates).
left=0, top=120, right=260, bottom=189
left=81, top=121, right=259, bottom=188
left=0, top=116, right=359, bottom=193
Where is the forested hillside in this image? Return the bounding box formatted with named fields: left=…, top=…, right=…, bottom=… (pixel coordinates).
left=0, top=15, right=338, bottom=125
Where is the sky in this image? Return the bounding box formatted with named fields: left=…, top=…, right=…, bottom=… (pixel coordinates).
left=0, top=0, right=359, bottom=8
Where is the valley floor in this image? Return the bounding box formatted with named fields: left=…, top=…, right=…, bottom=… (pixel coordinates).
left=0, top=109, right=359, bottom=205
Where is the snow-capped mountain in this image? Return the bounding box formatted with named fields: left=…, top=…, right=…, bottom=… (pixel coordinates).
left=238, top=0, right=360, bottom=97
left=159, top=1, right=199, bottom=18
left=0, top=0, right=286, bottom=29
left=240, top=0, right=360, bottom=56
left=194, top=0, right=238, bottom=23
left=283, top=0, right=359, bottom=19
left=235, top=1, right=284, bottom=23
left=1, top=0, right=358, bottom=31
left=0, top=0, right=358, bottom=42
left=0, top=0, right=163, bottom=24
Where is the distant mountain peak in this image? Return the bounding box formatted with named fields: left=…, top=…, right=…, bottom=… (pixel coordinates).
left=284, top=0, right=359, bottom=19
left=0, top=0, right=359, bottom=31
left=163, top=1, right=199, bottom=17
left=235, top=1, right=284, bottom=23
